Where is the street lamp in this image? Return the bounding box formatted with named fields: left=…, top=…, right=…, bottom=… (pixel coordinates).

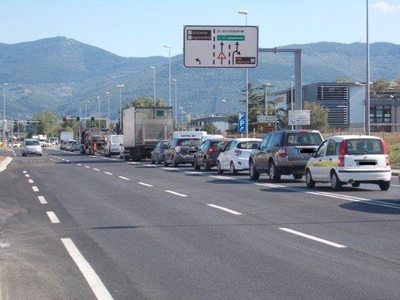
left=151, top=66, right=156, bottom=106
left=365, top=0, right=371, bottom=135
left=117, top=84, right=124, bottom=130
left=291, top=75, right=295, bottom=130
left=238, top=10, right=248, bottom=137
left=172, top=78, right=177, bottom=125
left=163, top=45, right=172, bottom=107
left=263, top=82, right=272, bottom=115
left=2, top=83, right=8, bottom=142
left=97, top=96, right=101, bottom=128
left=179, top=106, right=185, bottom=130
left=106, top=91, right=110, bottom=128
left=222, top=99, right=227, bottom=135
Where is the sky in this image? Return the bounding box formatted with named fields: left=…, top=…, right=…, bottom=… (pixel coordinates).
left=1, top=0, right=399, bottom=58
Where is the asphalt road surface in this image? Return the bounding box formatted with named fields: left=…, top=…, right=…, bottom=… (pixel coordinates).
left=1, top=147, right=400, bottom=300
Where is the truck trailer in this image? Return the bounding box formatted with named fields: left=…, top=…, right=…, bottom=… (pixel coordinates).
left=123, top=106, right=173, bottom=161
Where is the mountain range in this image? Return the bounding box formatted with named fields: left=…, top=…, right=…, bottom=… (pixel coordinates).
left=0, top=37, right=399, bottom=121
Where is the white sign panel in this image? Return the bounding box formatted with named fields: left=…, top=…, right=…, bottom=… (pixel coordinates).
left=288, top=110, right=310, bottom=126
left=183, top=25, right=259, bottom=68
left=258, top=115, right=277, bottom=123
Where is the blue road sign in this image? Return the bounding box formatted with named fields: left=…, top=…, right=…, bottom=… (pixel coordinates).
left=238, top=111, right=246, bottom=133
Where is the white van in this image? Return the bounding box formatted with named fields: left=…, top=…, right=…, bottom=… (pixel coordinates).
left=104, top=135, right=124, bottom=157
left=172, top=131, right=207, bottom=139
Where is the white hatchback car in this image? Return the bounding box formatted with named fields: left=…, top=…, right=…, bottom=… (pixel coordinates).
left=217, top=138, right=261, bottom=175
left=305, top=135, right=391, bottom=191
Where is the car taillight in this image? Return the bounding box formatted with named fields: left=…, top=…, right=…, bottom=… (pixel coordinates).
left=277, top=147, right=287, bottom=158
left=338, top=140, right=346, bottom=167
left=175, top=146, right=181, bottom=153
left=234, top=150, right=242, bottom=156
left=207, top=148, right=216, bottom=153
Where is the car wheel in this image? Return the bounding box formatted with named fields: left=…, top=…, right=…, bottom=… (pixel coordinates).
left=156, top=155, right=162, bottom=164
left=269, top=161, right=281, bottom=182
left=230, top=162, right=238, bottom=175
left=217, top=161, right=223, bottom=174
left=351, top=182, right=360, bottom=188
left=194, top=158, right=200, bottom=170
left=204, top=157, right=211, bottom=171
left=172, top=156, right=179, bottom=167
left=330, top=171, right=342, bottom=190
left=305, top=169, right=315, bottom=188
left=379, top=181, right=390, bottom=191
left=293, top=174, right=303, bottom=180
left=249, top=160, right=260, bottom=181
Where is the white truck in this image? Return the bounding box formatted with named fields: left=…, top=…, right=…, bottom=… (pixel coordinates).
left=60, top=131, right=74, bottom=142
left=123, top=106, right=173, bottom=161
left=104, top=134, right=123, bottom=157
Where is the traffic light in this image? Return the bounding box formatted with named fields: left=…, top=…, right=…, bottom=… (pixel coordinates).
left=62, top=116, right=67, bottom=122
left=76, top=117, right=80, bottom=122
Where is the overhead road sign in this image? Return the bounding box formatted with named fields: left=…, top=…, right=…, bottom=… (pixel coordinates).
left=183, top=25, right=259, bottom=68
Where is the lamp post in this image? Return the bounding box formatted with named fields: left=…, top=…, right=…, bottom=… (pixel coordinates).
left=151, top=66, right=156, bottom=106
left=97, top=96, right=101, bottom=128
left=238, top=10, right=248, bottom=138
left=2, top=83, right=8, bottom=142
left=117, top=84, right=124, bottom=131
left=163, top=45, right=172, bottom=107
left=222, top=99, right=227, bottom=135
left=106, top=91, right=110, bottom=128
left=291, top=75, right=295, bottom=130
left=172, top=78, right=177, bottom=125
left=179, top=107, right=184, bottom=130
left=263, top=82, right=272, bottom=115
left=365, top=0, right=371, bottom=135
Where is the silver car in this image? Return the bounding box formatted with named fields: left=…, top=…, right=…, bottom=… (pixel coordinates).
left=22, top=139, right=43, bottom=156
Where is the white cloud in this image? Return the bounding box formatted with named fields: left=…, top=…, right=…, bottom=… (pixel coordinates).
left=372, top=2, right=400, bottom=13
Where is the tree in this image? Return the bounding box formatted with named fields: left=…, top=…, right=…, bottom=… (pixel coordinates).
left=239, top=82, right=266, bottom=131
left=334, top=77, right=354, bottom=83
left=34, top=110, right=58, bottom=137
left=124, top=96, right=165, bottom=109
left=202, top=122, right=220, bottom=134
left=371, top=79, right=391, bottom=94
left=303, top=101, right=329, bottom=132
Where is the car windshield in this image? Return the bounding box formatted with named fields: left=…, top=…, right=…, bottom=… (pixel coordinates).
left=111, top=136, right=123, bottom=144
left=345, top=139, right=383, bottom=154
left=286, top=132, right=322, bottom=146
left=25, top=140, right=39, bottom=146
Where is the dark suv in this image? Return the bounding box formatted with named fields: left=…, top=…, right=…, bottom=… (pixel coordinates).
left=164, top=137, right=202, bottom=167
left=249, top=130, right=323, bottom=182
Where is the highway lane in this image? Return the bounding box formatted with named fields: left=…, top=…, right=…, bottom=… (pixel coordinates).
left=1, top=147, right=400, bottom=299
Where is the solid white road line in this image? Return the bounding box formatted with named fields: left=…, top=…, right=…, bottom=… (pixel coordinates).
left=28, top=179, right=34, bottom=184
left=207, top=204, right=242, bottom=215
left=165, top=190, right=188, bottom=197
left=32, top=186, right=39, bottom=192
left=104, top=172, right=113, bottom=175
left=119, top=176, right=129, bottom=180
left=61, top=238, right=114, bottom=300
left=46, top=211, right=60, bottom=224
left=138, top=182, right=153, bottom=187
left=38, top=196, right=48, bottom=204
left=279, top=228, right=347, bottom=248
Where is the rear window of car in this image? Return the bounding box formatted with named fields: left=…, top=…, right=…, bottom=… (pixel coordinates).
left=285, top=132, right=322, bottom=146
left=178, top=138, right=201, bottom=146
left=237, top=141, right=260, bottom=149
left=210, top=141, right=228, bottom=149
left=25, top=140, right=39, bottom=146
left=345, top=139, right=383, bottom=154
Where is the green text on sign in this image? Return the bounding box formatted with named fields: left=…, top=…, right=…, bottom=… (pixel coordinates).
left=217, top=35, right=245, bottom=41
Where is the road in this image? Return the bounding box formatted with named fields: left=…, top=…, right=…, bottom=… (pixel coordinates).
left=1, top=147, right=400, bottom=300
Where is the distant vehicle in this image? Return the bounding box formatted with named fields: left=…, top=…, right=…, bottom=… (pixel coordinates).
left=173, top=131, right=207, bottom=139
left=194, top=138, right=231, bottom=171
left=123, top=106, right=173, bottom=161
left=104, top=134, right=124, bottom=157
left=150, top=140, right=169, bottom=164
left=59, top=140, right=67, bottom=150
left=64, top=139, right=75, bottom=151
left=21, top=139, right=42, bottom=156
left=249, top=130, right=323, bottom=182
left=217, top=138, right=261, bottom=174
left=60, top=131, right=74, bottom=143
left=305, top=135, right=391, bottom=191
left=70, top=140, right=81, bottom=152
left=163, top=137, right=202, bottom=167
left=80, top=129, right=106, bottom=155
